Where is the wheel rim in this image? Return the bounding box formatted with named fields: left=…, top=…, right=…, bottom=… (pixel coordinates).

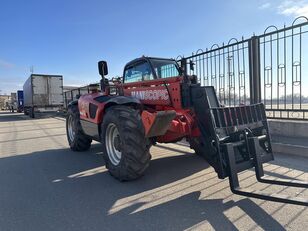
left=105, top=123, right=122, bottom=166
left=67, top=115, right=76, bottom=142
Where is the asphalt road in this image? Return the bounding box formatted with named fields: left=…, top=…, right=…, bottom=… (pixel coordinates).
left=0, top=111, right=307, bottom=231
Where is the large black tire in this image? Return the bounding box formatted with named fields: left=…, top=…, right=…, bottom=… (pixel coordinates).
left=29, top=107, right=35, bottom=118
left=101, top=106, right=151, bottom=181
left=66, top=105, right=92, bottom=151
left=189, top=137, right=207, bottom=157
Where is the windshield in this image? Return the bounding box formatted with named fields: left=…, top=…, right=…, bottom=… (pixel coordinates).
left=124, top=61, right=153, bottom=83
left=150, top=59, right=180, bottom=79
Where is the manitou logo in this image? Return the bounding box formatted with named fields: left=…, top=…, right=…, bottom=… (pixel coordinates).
left=131, top=89, right=169, bottom=101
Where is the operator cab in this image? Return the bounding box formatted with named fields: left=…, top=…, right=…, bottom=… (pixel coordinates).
left=123, top=57, right=182, bottom=83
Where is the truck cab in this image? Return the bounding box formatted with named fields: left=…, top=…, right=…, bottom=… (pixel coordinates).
left=122, top=57, right=181, bottom=83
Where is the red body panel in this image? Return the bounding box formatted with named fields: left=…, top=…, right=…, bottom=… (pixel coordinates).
left=122, top=76, right=183, bottom=109
left=78, top=92, right=106, bottom=124
left=78, top=76, right=200, bottom=143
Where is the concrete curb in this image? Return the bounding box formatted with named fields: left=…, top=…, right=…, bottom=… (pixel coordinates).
left=272, top=142, right=308, bottom=158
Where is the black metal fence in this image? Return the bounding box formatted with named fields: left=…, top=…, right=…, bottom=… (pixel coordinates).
left=260, top=17, right=308, bottom=120
left=64, top=85, right=98, bottom=109
left=177, top=38, right=251, bottom=107
left=64, top=17, right=308, bottom=120
left=179, top=16, right=308, bottom=120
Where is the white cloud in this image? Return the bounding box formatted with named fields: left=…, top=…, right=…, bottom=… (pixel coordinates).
left=259, top=2, right=271, bottom=9
left=0, top=59, right=14, bottom=69
left=278, top=0, right=308, bottom=17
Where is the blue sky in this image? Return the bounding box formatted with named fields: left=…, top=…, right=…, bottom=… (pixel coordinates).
left=0, top=0, right=307, bottom=94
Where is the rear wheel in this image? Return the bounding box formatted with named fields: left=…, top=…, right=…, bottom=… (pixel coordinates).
left=29, top=107, right=35, bottom=118
left=101, top=106, right=151, bottom=181
left=66, top=105, right=92, bottom=151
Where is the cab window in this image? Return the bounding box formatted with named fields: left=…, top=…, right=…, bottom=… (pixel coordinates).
left=124, top=62, right=154, bottom=83
left=151, top=59, right=180, bottom=79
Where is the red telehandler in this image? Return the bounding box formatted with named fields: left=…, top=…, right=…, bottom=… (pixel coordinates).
left=66, top=57, right=308, bottom=206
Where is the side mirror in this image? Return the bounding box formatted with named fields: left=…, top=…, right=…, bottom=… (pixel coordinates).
left=98, top=60, right=108, bottom=77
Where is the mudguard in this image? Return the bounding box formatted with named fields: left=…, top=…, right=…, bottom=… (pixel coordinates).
left=102, top=96, right=141, bottom=109
left=68, top=100, right=78, bottom=107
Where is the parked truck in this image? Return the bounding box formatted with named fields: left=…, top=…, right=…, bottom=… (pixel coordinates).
left=0, top=95, right=10, bottom=110
left=10, top=93, right=17, bottom=112
left=23, top=74, right=64, bottom=118
left=17, top=90, right=24, bottom=112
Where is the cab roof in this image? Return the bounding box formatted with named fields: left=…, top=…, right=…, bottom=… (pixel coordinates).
left=124, top=56, right=177, bottom=69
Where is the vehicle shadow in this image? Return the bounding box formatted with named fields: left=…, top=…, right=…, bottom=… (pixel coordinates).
left=270, top=153, right=308, bottom=173
left=0, top=144, right=292, bottom=231
left=0, top=112, right=29, bottom=122
left=0, top=111, right=15, bottom=115
left=0, top=126, right=64, bottom=135
left=0, top=112, right=66, bottom=123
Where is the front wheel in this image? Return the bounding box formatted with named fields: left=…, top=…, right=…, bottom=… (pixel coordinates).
left=101, top=106, right=151, bottom=181
left=66, top=105, right=92, bottom=151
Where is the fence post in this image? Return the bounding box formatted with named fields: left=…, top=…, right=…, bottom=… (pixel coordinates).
left=70, top=91, right=73, bottom=103
left=249, top=36, right=261, bottom=104
left=180, top=58, right=188, bottom=76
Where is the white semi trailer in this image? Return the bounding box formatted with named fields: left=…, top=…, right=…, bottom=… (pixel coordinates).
left=23, top=74, right=64, bottom=118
